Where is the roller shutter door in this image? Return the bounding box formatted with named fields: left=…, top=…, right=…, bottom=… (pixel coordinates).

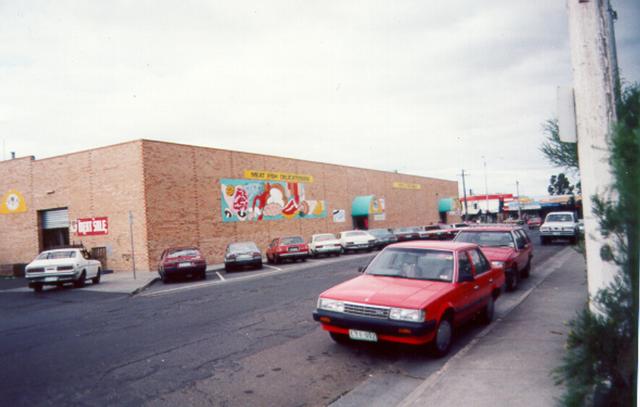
left=41, top=209, right=69, bottom=229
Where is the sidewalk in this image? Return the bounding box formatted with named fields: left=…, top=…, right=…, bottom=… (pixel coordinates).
left=398, top=248, right=587, bottom=407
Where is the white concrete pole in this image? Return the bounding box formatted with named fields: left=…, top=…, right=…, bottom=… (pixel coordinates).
left=566, top=0, right=618, bottom=303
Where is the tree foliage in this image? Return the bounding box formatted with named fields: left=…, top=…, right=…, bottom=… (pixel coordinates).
left=548, top=173, right=576, bottom=195
left=540, top=119, right=580, bottom=172
left=554, top=84, right=639, bottom=407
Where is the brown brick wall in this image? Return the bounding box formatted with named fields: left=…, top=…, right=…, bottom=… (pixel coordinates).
left=1, top=139, right=458, bottom=272
left=142, top=140, right=459, bottom=266
left=0, top=142, right=149, bottom=272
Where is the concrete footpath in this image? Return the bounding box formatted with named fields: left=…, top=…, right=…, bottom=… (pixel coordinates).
left=397, top=248, right=587, bottom=407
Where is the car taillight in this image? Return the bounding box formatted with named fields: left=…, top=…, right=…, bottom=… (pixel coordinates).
left=227, top=254, right=237, bottom=260
left=277, top=247, right=287, bottom=253
left=253, top=252, right=261, bottom=258
left=164, top=262, right=177, bottom=268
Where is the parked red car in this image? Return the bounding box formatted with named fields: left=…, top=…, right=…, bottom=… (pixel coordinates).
left=266, top=236, right=309, bottom=264
left=454, top=226, right=533, bottom=291
left=313, top=241, right=505, bottom=356
left=158, top=247, right=207, bottom=283
left=527, top=217, right=542, bottom=229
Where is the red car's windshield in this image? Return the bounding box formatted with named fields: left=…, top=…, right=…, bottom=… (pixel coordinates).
left=365, top=248, right=454, bottom=282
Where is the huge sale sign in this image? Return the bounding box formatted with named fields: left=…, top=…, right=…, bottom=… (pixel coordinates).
left=76, top=217, right=109, bottom=236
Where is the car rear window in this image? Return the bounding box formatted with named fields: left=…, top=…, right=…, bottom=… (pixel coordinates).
left=456, top=231, right=514, bottom=247
left=36, top=250, right=77, bottom=260
left=167, top=249, right=200, bottom=258
left=365, top=248, right=454, bottom=282
left=368, top=229, right=391, bottom=237
left=314, top=234, right=336, bottom=242
left=546, top=214, right=574, bottom=222
left=281, top=236, right=304, bottom=245
left=344, top=231, right=366, bottom=237
left=229, top=242, right=258, bottom=252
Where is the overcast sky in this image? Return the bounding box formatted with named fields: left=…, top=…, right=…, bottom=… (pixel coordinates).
left=1, top=1, right=638, bottom=197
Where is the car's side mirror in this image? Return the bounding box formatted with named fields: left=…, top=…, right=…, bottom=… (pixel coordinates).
left=459, top=273, right=474, bottom=283
left=358, top=266, right=366, bottom=273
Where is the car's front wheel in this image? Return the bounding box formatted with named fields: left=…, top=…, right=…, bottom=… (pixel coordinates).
left=431, top=317, right=453, bottom=357
left=506, top=268, right=519, bottom=291
left=74, top=271, right=86, bottom=288
left=32, top=283, right=43, bottom=293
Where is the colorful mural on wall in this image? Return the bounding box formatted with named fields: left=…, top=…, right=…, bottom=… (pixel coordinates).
left=220, top=179, right=327, bottom=222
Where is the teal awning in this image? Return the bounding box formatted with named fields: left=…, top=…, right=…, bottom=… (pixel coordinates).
left=352, top=195, right=375, bottom=216
left=438, top=198, right=454, bottom=212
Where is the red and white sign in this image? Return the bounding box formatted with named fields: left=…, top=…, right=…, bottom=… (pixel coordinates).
left=76, top=217, right=109, bottom=236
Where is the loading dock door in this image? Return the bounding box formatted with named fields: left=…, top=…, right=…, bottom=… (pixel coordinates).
left=39, top=208, right=70, bottom=251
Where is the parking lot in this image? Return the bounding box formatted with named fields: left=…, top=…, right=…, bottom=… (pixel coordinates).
left=0, top=230, right=571, bottom=406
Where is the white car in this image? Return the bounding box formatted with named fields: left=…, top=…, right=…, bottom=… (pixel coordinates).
left=25, top=248, right=102, bottom=292
left=539, top=211, right=579, bottom=245
left=338, top=230, right=377, bottom=253
left=309, top=233, right=342, bottom=257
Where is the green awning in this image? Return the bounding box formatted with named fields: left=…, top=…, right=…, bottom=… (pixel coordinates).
left=438, top=198, right=454, bottom=212
left=352, top=195, right=375, bottom=216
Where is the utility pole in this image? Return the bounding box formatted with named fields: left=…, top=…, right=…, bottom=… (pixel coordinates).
left=566, top=0, right=619, bottom=306
left=516, top=180, right=522, bottom=220
left=459, top=169, right=469, bottom=221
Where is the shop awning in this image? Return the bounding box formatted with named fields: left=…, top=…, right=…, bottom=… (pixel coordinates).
left=351, top=195, right=375, bottom=216
left=438, top=198, right=454, bottom=212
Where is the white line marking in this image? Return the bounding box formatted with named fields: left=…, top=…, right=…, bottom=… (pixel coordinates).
left=263, top=264, right=282, bottom=271
left=215, top=272, right=226, bottom=281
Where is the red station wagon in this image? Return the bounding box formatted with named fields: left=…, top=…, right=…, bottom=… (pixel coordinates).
left=313, top=241, right=505, bottom=356
left=454, top=226, right=533, bottom=291
left=266, top=236, right=309, bottom=264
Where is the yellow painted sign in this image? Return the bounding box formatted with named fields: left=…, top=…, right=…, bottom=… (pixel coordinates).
left=244, top=170, right=313, bottom=183
left=0, top=189, right=27, bottom=214
left=392, top=182, right=421, bottom=190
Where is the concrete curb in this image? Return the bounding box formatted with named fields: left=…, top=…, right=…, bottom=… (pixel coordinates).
left=129, top=277, right=160, bottom=296
left=395, top=246, right=574, bottom=407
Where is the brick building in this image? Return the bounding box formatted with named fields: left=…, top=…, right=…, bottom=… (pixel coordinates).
left=0, top=140, right=459, bottom=272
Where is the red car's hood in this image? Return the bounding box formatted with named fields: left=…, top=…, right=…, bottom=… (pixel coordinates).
left=479, top=246, right=514, bottom=261
left=321, top=275, right=451, bottom=309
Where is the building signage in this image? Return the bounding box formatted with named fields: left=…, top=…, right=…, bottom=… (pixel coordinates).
left=0, top=189, right=27, bottom=214
left=332, top=209, right=346, bottom=223
left=392, top=182, right=421, bottom=190
left=243, top=170, right=313, bottom=183
left=75, top=217, right=109, bottom=236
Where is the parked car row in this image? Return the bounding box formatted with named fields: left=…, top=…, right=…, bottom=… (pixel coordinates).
left=313, top=223, right=535, bottom=356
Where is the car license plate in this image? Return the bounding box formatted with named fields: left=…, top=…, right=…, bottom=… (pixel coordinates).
left=349, top=329, right=377, bottom=342
left=289, top=247, right=299, bottom=252
left=45, top=276, right=57, bottom=282
left=552, top=232, right=560, bottom=235
left=238, top=255, right=251, bottom=260
left=178, top=262, right=192, bottom=268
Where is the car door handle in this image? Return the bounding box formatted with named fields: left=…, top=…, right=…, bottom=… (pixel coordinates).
left=473, top=285, right=480, bottom=290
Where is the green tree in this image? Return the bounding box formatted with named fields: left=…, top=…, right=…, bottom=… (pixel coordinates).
left=548, top=173, right=575, bottom=195
left=554, top=84, right=639, bottom=406
left=540, top=119, right=580, bottom=172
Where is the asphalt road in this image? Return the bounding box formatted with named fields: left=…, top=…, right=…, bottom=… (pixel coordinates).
left=0, top=230, right=567, bottom=406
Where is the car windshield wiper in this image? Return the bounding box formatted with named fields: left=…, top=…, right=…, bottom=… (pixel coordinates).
left=368, top=273, right=409, bottom=279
